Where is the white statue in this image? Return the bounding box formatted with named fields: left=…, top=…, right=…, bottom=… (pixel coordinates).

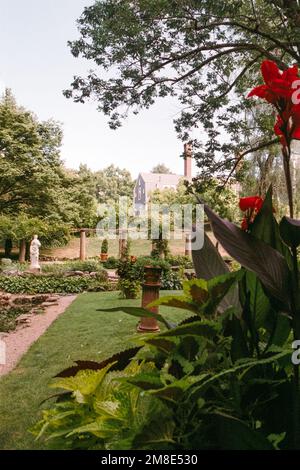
left=30, top=235, right=41, bottom=270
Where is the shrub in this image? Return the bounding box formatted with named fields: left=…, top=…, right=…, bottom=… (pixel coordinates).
left=166, top=254, right=194, bottom=269
left=117, top=279, right=141, bottom=299
left=116, top=256, right=182, bottom=295
left=160, top=269, right=182, bottom=290
left=0, top=306, right=28, bottom=332
left=101, top=239, right=108, bottom=254
left=116, top=259, right=141, bottom=299
left=103, top=256, right=119, bottom=269
left=0, top=275, right=108, bottom=294
left=66, top=260, right=104, bottom=273
left=41, top=260, right=106, bottom=275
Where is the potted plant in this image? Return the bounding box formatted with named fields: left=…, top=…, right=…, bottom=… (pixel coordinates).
left=100, top=239, right=109, bottom=262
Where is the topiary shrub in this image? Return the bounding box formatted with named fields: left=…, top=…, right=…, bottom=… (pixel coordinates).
left=101, top=239, right=108, bottom=254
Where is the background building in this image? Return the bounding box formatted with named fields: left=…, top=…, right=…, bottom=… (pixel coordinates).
left=134, top=144, right=192, bottom=214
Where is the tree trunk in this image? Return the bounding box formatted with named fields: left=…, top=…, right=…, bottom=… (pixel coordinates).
left=25, top=241, right=30, bottom=262
left=19, top=239, right=26, bottom=263
left=4, top=238, right=12, bottom=257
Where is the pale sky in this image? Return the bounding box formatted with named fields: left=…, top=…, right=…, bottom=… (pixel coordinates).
left=0, top=0, right=197, bottom=178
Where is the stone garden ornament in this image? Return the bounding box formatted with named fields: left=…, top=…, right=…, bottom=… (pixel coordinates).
left=30, top=235, right=41, bottom=271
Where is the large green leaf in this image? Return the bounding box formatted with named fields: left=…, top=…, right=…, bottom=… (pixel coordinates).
left=145, top=337, right=177, bottom=354
left=55, top=347, right=142, bottom=378
left=213, top=413, right=274, bottom=450
left=192, top=231, right=241, bottom=312
left=97, top=306, right=174, bottom=329
left=279, top=216, right=300, bottom=248
left=192, top=231, right=230, bottom=277
left=127, top=372, right=164, bottom=391
left=241, top=270, right=271, bottom=329
left=223, top=313, right=250, bottom=361
left=203, top=203, right=291, bottom=309
left=188, top=348, right=291, bottom=402
left=159, top=320, right=220, bottom=340
left=51, top=364, right=114, bottom=396
left=182, top=278, right=209, bottom=304
left=147, top=295, right=200, bottom=314
left=206, top=271, right=243, bottom=315
left=149, top=379, right=194, bottom=403
left=251, top=187, right=291, bottom=263
left=133, top=418, right=175, bottom=449
left=149, top=274, right=241, bottom=317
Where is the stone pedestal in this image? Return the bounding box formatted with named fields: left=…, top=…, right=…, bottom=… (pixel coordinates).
left=137, top=266, right=162, bottom=333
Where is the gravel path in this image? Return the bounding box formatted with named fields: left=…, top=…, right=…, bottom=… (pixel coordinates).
left=0, top=295, right=77, bottom=377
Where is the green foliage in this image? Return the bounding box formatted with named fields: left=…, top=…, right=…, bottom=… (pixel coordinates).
left=0, top=214, right=70, bottom=248
left=95, top=164, right=134, bottom=205
left=101, top=239, right=108, bottom=254
left=41, top=260, right=107, bottom=277
left=37, top=186, right=300, bottom=450
left=0, top=275, right=108, bottom=294
left=35, top=275, right=293, bottom=449
left=279, top=217, right=300, bottom=249
left=103, top=256, right=119, bottom=269
left=32, top=361, right=167, bottom=450
left=151, top=163, right=171, bottom=174
left=165, top=255, right=193, bottom=269
left=117, top=279, right=141, bottom=300
left=160, top=269, right=182, bottom=291
left=117, top=256, right=182, bottom=291
left=0, top=90, right=98, bottom=234
left=64, top=0, right=299, bottom=180
left=0, top=306, right=30, bottom=332
left=194, top=179, right=239, bottom=222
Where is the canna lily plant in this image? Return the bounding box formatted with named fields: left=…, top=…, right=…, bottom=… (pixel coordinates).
left=35, top=60, right=300, bottom=450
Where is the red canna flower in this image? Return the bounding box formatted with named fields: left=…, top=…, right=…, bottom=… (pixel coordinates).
left=248, top=61, right=299, bottom=102
left=248, top=60, right=300, bottom=148
left=239, top=196, right=263, bottom=212
left=239, top=196, right=263, bottom=230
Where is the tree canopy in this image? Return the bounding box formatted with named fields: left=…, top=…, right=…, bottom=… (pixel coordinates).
left=95, top=164, right=135, bottom=204
left=65, top=0, right=300, bottom=180
left=151, top=163, right=171, bottom=174
left=0, top=90, right=98, bottom=249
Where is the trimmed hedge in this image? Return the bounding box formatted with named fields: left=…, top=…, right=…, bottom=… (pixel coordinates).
left=0, top=276, right=108, bottom=294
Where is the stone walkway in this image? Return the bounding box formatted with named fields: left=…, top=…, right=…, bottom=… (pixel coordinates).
left=0, top=295, right=77, bottom=377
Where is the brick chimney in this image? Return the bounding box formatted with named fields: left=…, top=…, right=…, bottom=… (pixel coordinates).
left=184, top=143, right=192, bottom=179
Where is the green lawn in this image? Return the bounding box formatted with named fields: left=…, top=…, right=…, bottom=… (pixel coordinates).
left=0, top=291, right=187, bottom=450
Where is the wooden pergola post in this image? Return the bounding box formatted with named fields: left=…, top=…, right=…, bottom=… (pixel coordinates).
left=119, top=229, right=127, bottom=259
left=79, top=229, right=87, bottom=261
left=185, top=233, right=192, bottom=257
